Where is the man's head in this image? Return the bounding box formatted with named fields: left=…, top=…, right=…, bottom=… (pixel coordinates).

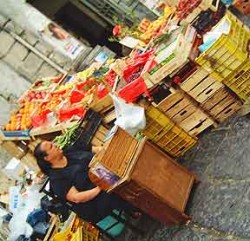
left=34, top=141, right=63, bottom=174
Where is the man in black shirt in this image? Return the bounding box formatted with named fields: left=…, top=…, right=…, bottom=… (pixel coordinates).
left=34, top=141, right=133, bottom=223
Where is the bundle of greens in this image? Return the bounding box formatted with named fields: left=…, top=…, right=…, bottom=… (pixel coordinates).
left=53, top=123, right=80, bottom=149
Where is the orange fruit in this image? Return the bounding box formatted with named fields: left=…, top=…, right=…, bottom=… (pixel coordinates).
left=19, top=108, right=25, bottom=114
left=5, top=124, right=11, bottom=131
left=10, top=123, right=16, bottom=131
left=21, top=123, right=28, bottom=130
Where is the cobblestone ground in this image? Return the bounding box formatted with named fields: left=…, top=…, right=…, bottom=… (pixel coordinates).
left=114, top=115, right=250, bottom=241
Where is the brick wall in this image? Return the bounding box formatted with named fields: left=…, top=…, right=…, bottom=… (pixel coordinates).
left=0, top=14, right=68, bottom=82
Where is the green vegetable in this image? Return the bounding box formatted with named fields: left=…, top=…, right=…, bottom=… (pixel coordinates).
left=54, top=123, right=80, bottom=149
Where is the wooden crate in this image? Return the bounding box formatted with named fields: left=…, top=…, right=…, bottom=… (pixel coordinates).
left=178, top=109, right=214, bottom=136
left=91, top=125, right=109, bottom=147
left=222, top=59, right=250, bottom=102
left=90, top=94, right=113, bottom=113
left=180, top=68, right=224, bottom=103
left=1, top=141, right=27, bottom=159
left=95, top=128, right=139, bottom=177
left=90, top=129, right=197, bottom=225
left=110, top=136, right=196, bottom=225
left=102, top=108, right=116, bottom=125
left=157, top=90, right=214, bottom=136
left=201, top=86, right=242, bottom=123
left=143, top=31, right=195, bottom=86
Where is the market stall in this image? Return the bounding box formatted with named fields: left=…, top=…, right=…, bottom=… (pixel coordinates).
left=0, top=1, right=250, bottom=240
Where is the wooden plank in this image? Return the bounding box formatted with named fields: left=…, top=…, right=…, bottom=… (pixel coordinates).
left=188, top=118, right=214, bottom=136
left=30, top=121, right=78, bottom=136
left=103, top=110, right=116, bottom=124
left=189, top=76, right=217, bottom=98
left=91, top=137, right=104, bottom=147
left=216, top=102, right=241, bottom=122
left=97, top=125, right=109, bottom=135
left=195, top=81, right=223, bottom=103
left=158, top=91, right=185, bottom=112
left=94, top=130, right=106, bottom=142
left=179, top=110, right=212, bottom=134
left=209, top=97, right=238, bottom=116
left=164, top=96, right=194, bottom=116
left=180, top=68, right=209, bottom=92
left=171, top=104, right=198, bottom=123
left=201, top=88, right=230, bottom=110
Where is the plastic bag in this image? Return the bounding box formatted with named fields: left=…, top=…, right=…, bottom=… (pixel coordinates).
left=8, top=185, right=44, bottom=241
left=111, top=94, right=146, bottom=136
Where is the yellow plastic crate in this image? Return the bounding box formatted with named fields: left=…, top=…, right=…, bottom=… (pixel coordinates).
left=143, top=106, right=175, bottom=140
left=143, top=106, right=197, bottom=157
left=196, top=12, right=250, bottom=81
left=154, top=125, right=197, bottom=157
left=223, top=59, right=250, bottom=101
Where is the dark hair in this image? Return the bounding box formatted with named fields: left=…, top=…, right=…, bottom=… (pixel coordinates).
left=48, top=23, right=57, bottom=32
left=34, top=142, right=51, bottom=175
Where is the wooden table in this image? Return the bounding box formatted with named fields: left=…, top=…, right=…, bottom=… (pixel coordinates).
left=89, top=128, right=197, bottom=225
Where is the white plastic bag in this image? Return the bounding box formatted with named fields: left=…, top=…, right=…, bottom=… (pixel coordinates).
left=8, top=184, right=44, bottom=241
left=111, top=94, right=146, bottom=136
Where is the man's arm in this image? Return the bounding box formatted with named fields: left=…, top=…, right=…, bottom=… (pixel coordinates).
left=66, top=186, right=101, bottom=203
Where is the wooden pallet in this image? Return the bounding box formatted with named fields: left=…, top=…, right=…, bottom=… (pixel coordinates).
left=157, top=90, right=214, bottom=136
left=201, top=86, right=242, bottom=123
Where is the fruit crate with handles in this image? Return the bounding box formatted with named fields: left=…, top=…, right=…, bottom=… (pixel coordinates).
left=201, top=86, right=242, bottom=123
left=156, top=90, right=215, bottom=136
left=180, top=67, right=224, bottom=103
left=195, top=11, right=250, bottom=81
left=143, top=105, right=197, bottom=157
left=222, top=59, right=250, bottom=102
left=143, top=104, right=175, bottom=140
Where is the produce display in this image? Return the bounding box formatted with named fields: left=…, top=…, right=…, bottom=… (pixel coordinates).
left=1, top=3, right=249, bottom=141
left=176, top=0, right=202, bottom=19
left=4, top=101, right=39, bottom=131
left=19, top=75, right=62, bottom=103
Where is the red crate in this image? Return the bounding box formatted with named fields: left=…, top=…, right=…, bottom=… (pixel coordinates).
left=118, top=77, right=149, bottom=103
